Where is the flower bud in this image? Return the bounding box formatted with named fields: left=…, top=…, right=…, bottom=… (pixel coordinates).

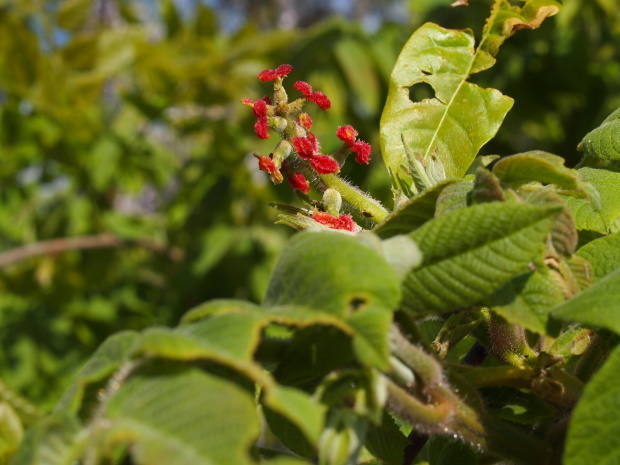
left=323, top=189, right=342, bottom=216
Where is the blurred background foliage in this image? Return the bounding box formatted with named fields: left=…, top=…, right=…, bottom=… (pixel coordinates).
left=0, top=0, right=617, bottom=410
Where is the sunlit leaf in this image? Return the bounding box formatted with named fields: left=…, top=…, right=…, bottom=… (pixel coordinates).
left=380, top=0, right=560, bottom=194
left=380, top=23, right=513, bottom=186
left=564, top=167, right=620, bottom=234
left=578, top=107, right=620, bottom=161
left=264, top=232, right=400, bottom=316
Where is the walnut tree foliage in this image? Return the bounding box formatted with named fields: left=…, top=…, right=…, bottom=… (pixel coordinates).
left=1, top=1, right=620, bottom=465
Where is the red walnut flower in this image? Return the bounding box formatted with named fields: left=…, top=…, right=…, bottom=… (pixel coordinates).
left=254, top=119, right=269, bottom=139
left=336, top=125, right=358, bottom=145
left=307, top=91, right=331, bottom=110
left=310, top=154, right=340, bottom=174
left=298, top=113, right=313, bottom=130
left=293, top=81, right=313, bottom=95
left=286, top=172, right=310, bottom=194
left=252, top=99, right=270, bottom=139
left=335, top=124, right=372, bottom=164
left=257, top=155, right=277, bottom=174
left=293, top=81, right=331, bottom=110
left=312, top=212, right=357, bottom=232
left=351, top=141, right=372, bottom=164
left=258, top=64, right=293, bottom=82
left=291, top=136, right=316, bottom=160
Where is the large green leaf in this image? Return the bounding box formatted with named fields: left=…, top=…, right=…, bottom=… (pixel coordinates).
left=264, top=232, right=400, bottom=316
left=133, top=316, right=326, bottom=446
left=564, top=345, right=620, bottom=465
left=380, top=22, right=513, bottom=186
left=380, top=1, right=560, bottom=195
left=578, top=107, right=620, bottom=161
left=552, top=268, right=620, bottom=334
left=402, top=202, right=562, bottom=314
left=564, top=167, right=620, bottom=234
left=103, top=367, right=259, bottom=465
left=576, top=233, right=620, bottom=281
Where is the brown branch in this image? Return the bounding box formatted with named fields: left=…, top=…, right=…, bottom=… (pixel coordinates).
left=0, top=233, right=184, bottom=268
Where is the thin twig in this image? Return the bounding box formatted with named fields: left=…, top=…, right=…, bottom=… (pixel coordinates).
left=0, top=233, right=183, bottom=268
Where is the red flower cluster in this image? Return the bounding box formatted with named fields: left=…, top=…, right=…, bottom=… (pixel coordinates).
left=292, top=134, right=339, bottom=174
left=258, top=64, right=293, bottom=82
left=336, top=125, right=372, bottom=164
left=293, top=81, right=331, bottom=110
left=244, top=65, right=373, bottom=232
left=312, top=211, right=357, bottom=232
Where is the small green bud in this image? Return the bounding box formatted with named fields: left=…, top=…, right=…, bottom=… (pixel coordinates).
left=323, top=188, right=342, bottom=216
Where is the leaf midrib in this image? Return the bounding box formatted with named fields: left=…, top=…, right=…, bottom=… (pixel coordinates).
left=421, top=2, right=501, bottom=161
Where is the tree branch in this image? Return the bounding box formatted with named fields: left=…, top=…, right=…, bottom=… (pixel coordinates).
left=0, top=233, right=183, bottom=268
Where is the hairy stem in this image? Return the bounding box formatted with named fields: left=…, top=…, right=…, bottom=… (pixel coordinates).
left=319, top=173, right=388, bottom=223
left=390, top=326, right=443, bottom=386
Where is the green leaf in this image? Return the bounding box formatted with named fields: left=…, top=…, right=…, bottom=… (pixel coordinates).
left=347, top=307, right=393, bottom=370
left=380, top=22, right=513, bottom=186
left=103, top=367, right=259, bottom=465
left=334, top=38, right=381, bottom=114
left=56, top=331, right=139, bottom=413
left=10, top=412, right=83, bottom=465
left=264, top=232, right=400, bottom=317
left=364, top=412, right=409, bottom=465
left=402, top=202, right=562, bottom=314
left=264, top=385, right=326, bottom=449
left=429, top=436, right=477, bottom=465
left=380, top=1, right=560, bottom=194
left=0, top=402, right=23, bottom=463
left=477, top=0, right=561, bottom=60
left=373, top=180, right=460, bottom=239
left=552, top=268, right=620, bottom=334
left=526, top=189, right=578, bottom=256
left=492, top=151, right=597, bottom=205
left=488, top=270, right=565, bottom=335
left=564, top=344, right=620, bottom=465
left=435, top=180, right=473, bottom=216
left=181, top=299, right=262, bottom=324
left=578, top=107, right=620, bottom=161
left=564, top=167, right=620, bottom=234
left=576, top=233, right=620, bottom=281
left=135, top=312, right=329, bottom=448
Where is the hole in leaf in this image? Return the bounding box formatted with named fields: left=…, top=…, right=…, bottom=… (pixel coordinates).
left=409, top=81, right=436, bottom=103
left=348, top=296, right=367, bottom=312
